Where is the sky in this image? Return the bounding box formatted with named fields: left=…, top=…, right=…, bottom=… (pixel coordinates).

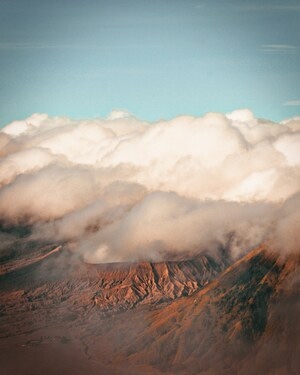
left=0, top=0, right=300, bottom=126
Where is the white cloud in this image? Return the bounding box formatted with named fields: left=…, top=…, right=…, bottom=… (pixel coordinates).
left=0, top=110, right=300, bottom=262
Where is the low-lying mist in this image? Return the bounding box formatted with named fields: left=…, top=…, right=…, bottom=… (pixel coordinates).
left=0, top=109, right=299, bottom=262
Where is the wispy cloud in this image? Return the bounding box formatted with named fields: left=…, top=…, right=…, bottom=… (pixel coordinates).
left=236, top=4, right=300, bottom=11
left=0, top=42, right=160, bottom=51
left=0, top=42, right=99, bottom=50
left=194, top=2, right=206, bottom=9
left=283, top=99, right=300, bottom=106
left=258, top=44, right=299, bottom=54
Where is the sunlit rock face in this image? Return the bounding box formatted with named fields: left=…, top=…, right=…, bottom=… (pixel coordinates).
left=0, top=240, right=229, bottom=318
left=0, top=241, right=299, bottom=375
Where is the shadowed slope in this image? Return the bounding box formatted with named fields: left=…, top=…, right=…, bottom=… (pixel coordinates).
left=0, top=245, right=299, bottom=374
left=0, top=244, right=229, bottom=337
left=90, top=247, right=299, bottom=374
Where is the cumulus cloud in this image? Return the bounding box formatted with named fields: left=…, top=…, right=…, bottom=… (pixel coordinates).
left=0, top=109, right=299, bottom=262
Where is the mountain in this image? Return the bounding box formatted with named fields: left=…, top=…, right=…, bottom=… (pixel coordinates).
left=102, top=246, right=299, bottom=374
left=0, top=242, right=299, bottom=375
left=0, top=242, right=229, bottom=333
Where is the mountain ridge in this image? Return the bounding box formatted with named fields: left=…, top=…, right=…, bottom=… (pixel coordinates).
left=0, top=244, right=299, bottom=374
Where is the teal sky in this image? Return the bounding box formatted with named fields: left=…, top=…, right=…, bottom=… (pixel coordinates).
left=0, top=0, right=300, bottom=127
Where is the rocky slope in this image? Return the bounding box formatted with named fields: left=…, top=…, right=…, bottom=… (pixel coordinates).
left=97, top=246, right=299, bottom=374
left=0, top=242, right=299, bottom=375
left=0, top=242, right=229, bottom=335
left=91, top=254, right=228, bottom=310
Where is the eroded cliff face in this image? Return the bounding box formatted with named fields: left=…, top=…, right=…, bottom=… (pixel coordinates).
left=91, top=254, right=228, bottom=310
left=104, top=247, right=299, bottom=374
left=0, top=242, right=299, bottom=375
left=0, top=241, right=229, bottom=336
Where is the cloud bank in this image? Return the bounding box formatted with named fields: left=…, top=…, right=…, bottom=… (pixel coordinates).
left=0, top=109, right=299, bottom=262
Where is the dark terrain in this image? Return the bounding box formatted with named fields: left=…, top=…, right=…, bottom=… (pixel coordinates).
left=0, top=237, right=299, bottom=374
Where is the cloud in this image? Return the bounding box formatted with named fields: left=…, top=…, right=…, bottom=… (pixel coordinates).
left=283, top=99, right=300, bottom=106
left=235, top=4, right=300, bottom=12
left=194, top=3, right=206, bottom=10
left=0, top=109, right=299, bottom=262
left=259, top=45, right=299, bottom=54
left=0, top=42, right=164, bottom=51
